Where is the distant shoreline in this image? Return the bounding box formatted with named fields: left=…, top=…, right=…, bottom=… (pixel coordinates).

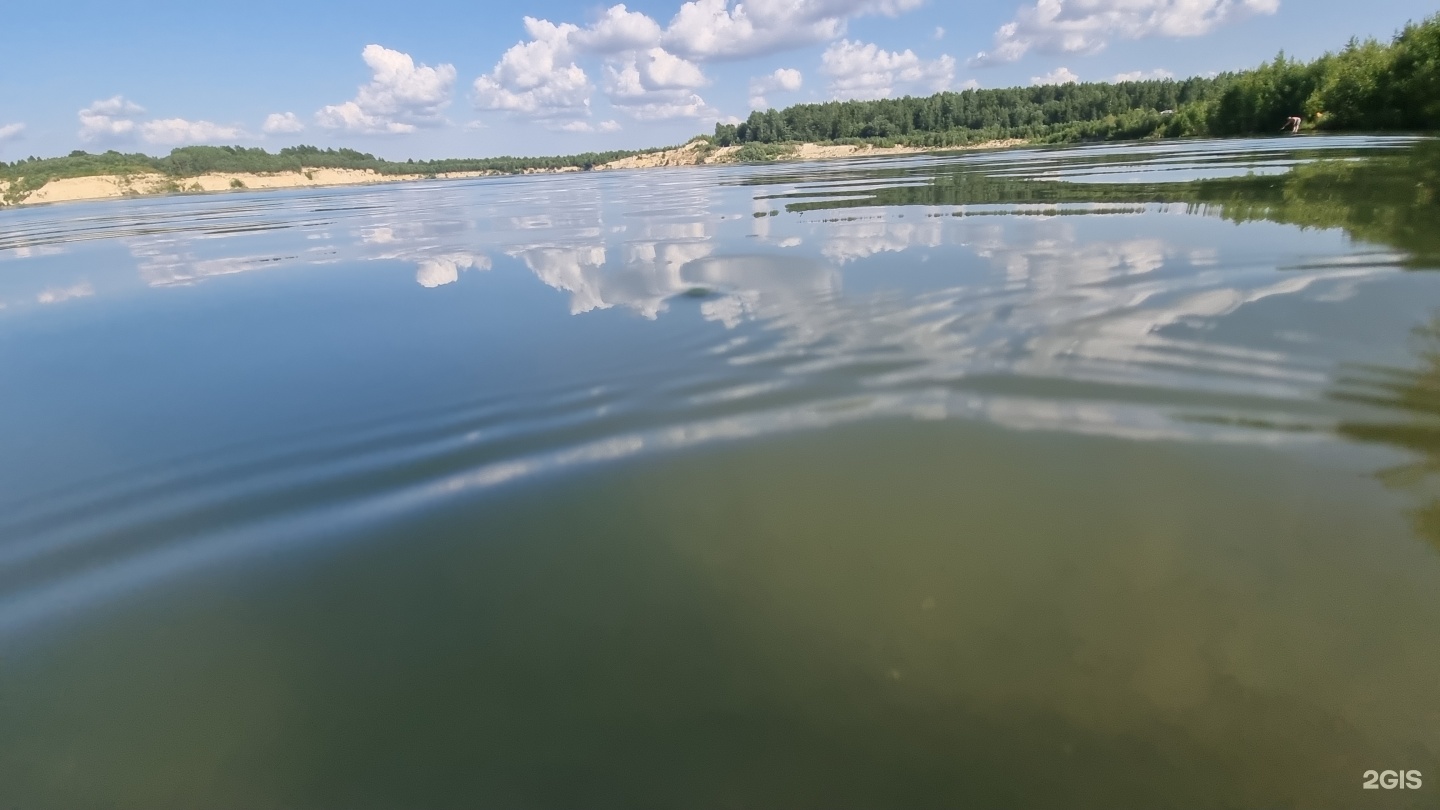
left=0, top=139, right=1026, bottom=209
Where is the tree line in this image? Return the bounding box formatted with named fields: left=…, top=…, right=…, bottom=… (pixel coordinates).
left=0, top=144, right=666, bottom=204
left=712, top=77, right=1221, bottom=147
left=0, top=144, right=664, bottom=178
left=714, top=11, right=1440, bottom=147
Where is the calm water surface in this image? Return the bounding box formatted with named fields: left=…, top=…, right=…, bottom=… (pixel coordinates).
left=2, top=136, right=1440, bottom=808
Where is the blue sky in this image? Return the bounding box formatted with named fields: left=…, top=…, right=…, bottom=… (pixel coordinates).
left=1, top=0, right=1434, bottom=160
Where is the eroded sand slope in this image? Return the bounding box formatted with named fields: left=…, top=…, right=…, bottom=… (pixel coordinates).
left=1, top=139, right=1026, bottom=207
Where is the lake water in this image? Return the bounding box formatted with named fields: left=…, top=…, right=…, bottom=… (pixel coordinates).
left=2, top=136, right=1440, bottom=808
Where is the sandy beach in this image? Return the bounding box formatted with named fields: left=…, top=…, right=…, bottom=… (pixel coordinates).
left=597, top=138, right=1026, bottom=170
left=0, top=167, right=506, bottom=206
left=0, top=139, right=1025, bottom=208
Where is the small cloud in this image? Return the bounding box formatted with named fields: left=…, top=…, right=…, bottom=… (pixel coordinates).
left=959, top=79, right=981, bottom=90
left=86, top=96, right=145, bottom=117
left=317, top=102, right=417, bottom=134
left=1031, top=66, right=1080, bottom=85
left=78, top=95, right=145, bottom=142
left=141, top=118, right=245, bottom=146
left=934, top=26, right=946, bottom=40
left=76, top=96, right=246, bottom=146
left=37, top=282, right=95, bottom=304
left=748, top=67, right=803, bottom=109
left=553, top=118, right=622, bottom=133
left=1112, top=68, right=1175, bottom=82
left=416, top=253, right=490, bottom=288
left=463, top=120, right=489, bottom=130
left=0, top=122, right=24, bottom=141
left=262, top=112, right=305, bottom=134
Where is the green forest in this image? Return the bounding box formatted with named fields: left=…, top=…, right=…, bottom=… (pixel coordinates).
left=717, top=11, right=1440, bottom=148
left=2, top=11, right=1437, bottom=202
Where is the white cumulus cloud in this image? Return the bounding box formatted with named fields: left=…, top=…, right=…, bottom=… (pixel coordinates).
left=474, top=18, right=593, bottom=121
left=749, top=67, right=803, bottom=109
left=465, top=1, right=931, bottom=128
left=76, top=96, right=244, bottom=146
left=662, top=0, right=925, bottom=61
left=0, top=123, right=23, bottom=141
left=641, top=46, right=708, bottom=89
left=78, top=95, right=145, bottom=142
left=1112, top=68, right=1176, bottom=82
left=416, top=253, right=491, bottom=288
left=821, top=40, right=955, bottom=101
left=1032, top=66, right=1081, bottom=85
left=972, top=0, right=1280, bottom=65
left=572, top=4, right=664, bottom=53
left=317, top=44, right=456, bottom=134
left=262, top=112, right=305, bottom=134
left=603, top=47, right=715, bottom=120
left=141, top=118, right=244, bottom=145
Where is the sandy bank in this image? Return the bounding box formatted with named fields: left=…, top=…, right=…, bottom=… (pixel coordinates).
left=593, top=138, right=1027, bottom=171
left=1, top=139, right=1026, bottom=208
left=3, top=167, right=500, bottom=206
left=596, top=142, right=741, bottom=169
left=791, top=138, right=1028, bottom=159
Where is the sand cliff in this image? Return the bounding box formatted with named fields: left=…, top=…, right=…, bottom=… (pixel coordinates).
left=0, top=139, right=1025, bottom=208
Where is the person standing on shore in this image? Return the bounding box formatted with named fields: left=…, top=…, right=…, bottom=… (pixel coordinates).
left=1282, top=115, right=1303, bottom=133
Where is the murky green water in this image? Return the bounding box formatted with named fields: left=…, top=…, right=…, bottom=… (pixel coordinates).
left=2, top=136, right=1440, bottom=808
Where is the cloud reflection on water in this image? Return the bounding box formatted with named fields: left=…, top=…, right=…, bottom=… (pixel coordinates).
left=2, top=136, right=1439, bottom=650
left=0, top=137, right=1425, bottom=453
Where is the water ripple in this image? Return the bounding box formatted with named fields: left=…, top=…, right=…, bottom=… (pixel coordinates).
left=2, top=135, right=1436, bottom=639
